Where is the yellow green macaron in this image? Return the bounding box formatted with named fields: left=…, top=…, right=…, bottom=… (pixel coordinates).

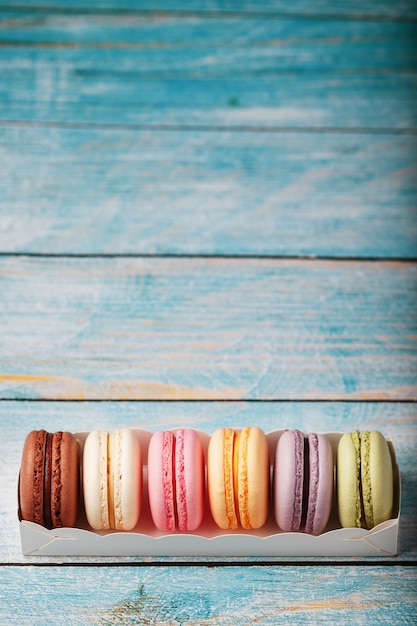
left=337, top=430, right=393, bottom=529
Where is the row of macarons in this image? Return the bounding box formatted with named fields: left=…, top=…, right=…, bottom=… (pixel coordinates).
left=18, top=427, right=395, bottom=536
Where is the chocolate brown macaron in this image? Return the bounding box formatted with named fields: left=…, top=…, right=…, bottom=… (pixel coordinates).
left=19, top=430, right=80, bottom=528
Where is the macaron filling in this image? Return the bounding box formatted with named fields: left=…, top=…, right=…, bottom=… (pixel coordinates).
left=50, top=431, right=64, bottom=528
left=236, top=427, right=250, bottom=529
left=224, top=428, right=238, bottom=529
left=108, top=429, right=124, bottom=529
left=292, top=430, right=305, bottom=531
left=300, top=435, right=310, bottom=531
left=350, top=430, right=374, bottom=529
left=34, top=431, right=65, bottom=529
left=360, top=432, right=374, bottom=529
left=162, top=431, right=177, bottom=531
left=175, top=429, right=187, bottom=531
left=43, top=432, right=53, bottom=529
left=352, top=430, right=362, bottom=528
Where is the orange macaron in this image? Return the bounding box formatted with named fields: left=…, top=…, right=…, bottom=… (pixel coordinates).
left=207, top=427, right=270, bottom=530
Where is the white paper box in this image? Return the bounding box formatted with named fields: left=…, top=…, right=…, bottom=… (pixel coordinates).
left=19, top=430, right=400, bottom=557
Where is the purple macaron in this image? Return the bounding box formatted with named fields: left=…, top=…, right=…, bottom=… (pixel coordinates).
left=273, top=430, right=334, bottom=535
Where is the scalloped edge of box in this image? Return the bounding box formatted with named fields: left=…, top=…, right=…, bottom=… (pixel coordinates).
left=20, top=517, right=399, bottom=557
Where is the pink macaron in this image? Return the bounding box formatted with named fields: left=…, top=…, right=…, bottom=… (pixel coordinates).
left=147, top=429, right=205, bottom=532
left=274, top=429, right=333, bottom=535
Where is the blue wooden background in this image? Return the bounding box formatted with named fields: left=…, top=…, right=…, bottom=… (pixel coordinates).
left=0, top=1, right=416, bottom=623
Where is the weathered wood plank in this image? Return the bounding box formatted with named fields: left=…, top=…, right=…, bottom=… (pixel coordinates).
left=1, top=1, right=415, bottom=619
left=0, top=257, right=416, bottom=400
left=1, top=15, right=416, bottom=131
left=1, top=14, right=416, bottom=129
left=1, top=565, right=416, bottom=624
left=1, top=127, right=416, bottom=256
left=2, top=73, right=416, bottom=130
left=1, top=12, right=416, bottom=62
left=1, top=400, right=415, bottom=563
left=0, top=1, right=416, bottom=19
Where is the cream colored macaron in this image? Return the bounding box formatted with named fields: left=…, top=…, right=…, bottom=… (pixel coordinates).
left=83, top=428, right=142, bottom=531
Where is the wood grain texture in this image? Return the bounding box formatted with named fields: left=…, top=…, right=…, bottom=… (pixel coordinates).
left=1, top=15, right=416, bottom=129
left=0, top=257, right=416, bottom=401
left=1, top=400, right=416, bottom=564
left=1, top=565, right=417, bottom=624
left=1, top=0, right=416, bottom=620
left=1, top=12, right=415, bottom=70
left=0, top=1, right=416, bottom=18
left=2, top=74, right=417, bottom=130
left=1, top=127, right=416, bottom=256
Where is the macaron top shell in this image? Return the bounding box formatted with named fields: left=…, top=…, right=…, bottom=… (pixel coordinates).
left=362, top=430, right=393, bottom=528
left=83, top=430, right=109, bottom=530
left=51, top=431, right=80, bottom=528
left=207, top=427, right=237, bottom=529
left=19, top=429, right=47, bottom=526
left=274, top=429, right=304, bottom=532
left=108, top=428, right=142, bottom=531
left=147, top=431, right=176, bottom=532
left=207, top=427, right=269, bottom=530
